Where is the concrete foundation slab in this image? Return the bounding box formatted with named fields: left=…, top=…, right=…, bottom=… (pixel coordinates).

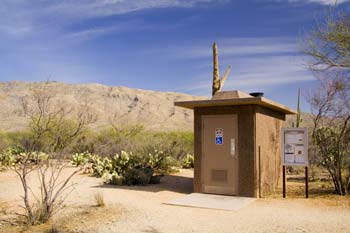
left=164, top=193, right=256, bottom=211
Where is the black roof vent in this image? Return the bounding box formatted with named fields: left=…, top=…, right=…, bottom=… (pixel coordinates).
left=249, top=92, right=264, bottom=98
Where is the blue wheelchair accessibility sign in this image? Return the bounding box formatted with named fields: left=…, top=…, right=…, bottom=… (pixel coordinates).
left=216, top=136, right=223, bottom=145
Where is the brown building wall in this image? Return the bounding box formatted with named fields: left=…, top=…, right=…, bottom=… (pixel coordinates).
left=193, top=105, right=256, bottom=197
left=255, top=106, right=285, bottom=197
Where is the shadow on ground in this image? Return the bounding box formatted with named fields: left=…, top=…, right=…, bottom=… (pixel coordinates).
left=92, top=173, right=194, bottom=194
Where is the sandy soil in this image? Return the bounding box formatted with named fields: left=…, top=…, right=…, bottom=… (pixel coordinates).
left=0, top=168, right=350, bottom=233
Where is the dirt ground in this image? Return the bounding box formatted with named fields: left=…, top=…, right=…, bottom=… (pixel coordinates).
left=0, top=168, right=350, bottom=233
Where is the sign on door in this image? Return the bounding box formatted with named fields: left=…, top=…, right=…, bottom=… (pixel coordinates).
left=215, top=128, right=223, bottom=145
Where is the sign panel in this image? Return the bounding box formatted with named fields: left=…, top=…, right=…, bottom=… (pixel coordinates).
left=281, top=128, right=308, bottom=166
left=215, top=128, right=223, bottom=145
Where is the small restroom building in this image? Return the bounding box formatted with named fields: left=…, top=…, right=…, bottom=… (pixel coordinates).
left=175, top=91, right=296, bottom=198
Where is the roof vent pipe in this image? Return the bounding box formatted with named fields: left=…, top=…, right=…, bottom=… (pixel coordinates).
left=249, top=92, right=264, bottom=98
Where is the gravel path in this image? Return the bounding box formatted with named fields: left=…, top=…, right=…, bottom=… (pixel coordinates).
left=0, top=169, right=349, bottom=233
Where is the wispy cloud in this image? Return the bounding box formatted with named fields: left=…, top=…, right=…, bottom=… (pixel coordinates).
left=182, top=57, right=314, bottom=94
left=171, top=37, right=314, bottom=95
left=162, top=37, right=298, bottom=59
left=0, top=0, right=229, bottom=36
left=62, top=20, right=151, bottom=42
left=266, top=0, right=350, bottom=5
left=303, top=0, right=349, bottom=4
left=47, top=0, right=228, bottom=18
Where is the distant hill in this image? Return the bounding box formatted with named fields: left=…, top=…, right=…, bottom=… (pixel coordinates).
left=0, top=81, right=313, bottom=132
left=0, top=81, right=206, bottom=132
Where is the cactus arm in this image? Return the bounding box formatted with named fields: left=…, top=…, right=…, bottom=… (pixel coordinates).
left=220, top=65, right=232, bottom=91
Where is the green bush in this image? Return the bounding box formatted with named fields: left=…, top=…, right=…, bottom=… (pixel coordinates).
left=102, top=171, right=123, bottom=185
left=112, top=151, right=131, bottom=175
left=0, top=147, right=18, bottom=167
left=92, top=157, right=113, bottom=177
left=29, top=151, right=49, bottom=164
left=71, top=126, right=193, bottom=160
left=71, top=152, right=90, bottom=167
left=123, top=167, right=153, bottom=185
left=0, top=147, right=48, bottom=169
left=182, top=154, right=194, bottom=168
left=76, top=149, right=178, bottom=186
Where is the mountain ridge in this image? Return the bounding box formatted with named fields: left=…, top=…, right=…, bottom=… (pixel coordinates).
left=0, top=81, right=207, bottom=132
left=0, top=81, right=312, bottom=132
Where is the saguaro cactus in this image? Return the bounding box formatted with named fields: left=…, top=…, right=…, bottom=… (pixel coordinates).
left=212, top=42, right=232, bottom=96
left=296, top=88, right=302, bottom=128
left=212, top=43, right=221, bottom=96
left=292, top=88, right=303, bottom=128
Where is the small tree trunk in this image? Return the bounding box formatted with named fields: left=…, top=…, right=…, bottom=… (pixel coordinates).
left=22, top=170, right=33, bottom=220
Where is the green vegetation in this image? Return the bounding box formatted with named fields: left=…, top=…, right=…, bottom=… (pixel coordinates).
left=0, top=127, right=194, bottom=187
left=70, top=150, right=178, bottom=185
left=303, top=6, right=350, bottom=195
left=181, top=154, right=194, bottom=169
left=0, top=127, right=194, bottom=171
left=73, top=126, right=194, bottom=160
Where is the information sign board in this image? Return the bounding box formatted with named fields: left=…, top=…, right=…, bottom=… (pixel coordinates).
left=281, top=128, right=308, bottom=166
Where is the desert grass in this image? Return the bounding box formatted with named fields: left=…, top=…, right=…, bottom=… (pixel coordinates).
left=94, top=192, right=105, bottom=207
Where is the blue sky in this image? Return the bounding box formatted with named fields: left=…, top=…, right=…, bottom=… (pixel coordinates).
left=1, top=0, right=350, bottom=111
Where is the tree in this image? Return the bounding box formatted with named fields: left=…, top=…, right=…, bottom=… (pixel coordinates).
left=307, top=76, right=350, bottom=195
left=303, top=6, right=350, bottom=195
left=304, top=8, right=350, bottom=72
left=14, top=81, right=96, bottom=224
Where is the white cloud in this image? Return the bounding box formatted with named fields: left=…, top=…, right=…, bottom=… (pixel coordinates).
left=62, top=20, right=151, bottom=42
left=0, top=0, right=228, bottom=36
left=306, top=0, right=349, bottom=4
left=269, top=0, right=349, bottom=5
left=173, top=37, right=315, bottom=95
left=47, top=0, right=227, bottom=18
left=166, top=37, right=298, bottom=59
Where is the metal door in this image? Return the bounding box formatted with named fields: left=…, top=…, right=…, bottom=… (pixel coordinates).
left=201, top=115, right=239, bottom=195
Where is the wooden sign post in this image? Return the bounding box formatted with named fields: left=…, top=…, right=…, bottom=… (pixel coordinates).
left=281, top=128, right=309, bottom=198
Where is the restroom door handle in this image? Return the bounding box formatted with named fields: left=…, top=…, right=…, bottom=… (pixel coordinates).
left=230, top=138, right=235, bottom=157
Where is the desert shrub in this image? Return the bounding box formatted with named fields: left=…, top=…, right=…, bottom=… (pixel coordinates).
left=102, top=171, right=123, bottom=185
left=71, top=152, right=90, bottom=167
left=93, top=192, right=105, bottom=207
left=91, top=125, right=145, bottom=157
left=182, top=154, right=194, bottom=169
left=0, top=147, right=48, bottom=168
left=1, top=131, right=33, bottom=151
left=27, top=200, right=51, bottom=225
left=46, top=226, right=60, bottom=233
left=28, top=151, right=49, bottom=164
left=123, top=167, right=153, bottom=185
left=0, top=131, right=9, bottom=152
left=112, top=151, right=132, bottom=174
left=129, top=149, right=179, bottom=174
left=0, top=147, right=19, bottom=167
left=132, top=131, right=193, bottom=161
left=92, top=157, right=113, bottom=177
left=69, top=130, right=96, bottom=154
left=79, top=150, right=177, bottom=185
left=313, top=127, right=350, bottom=195
left=82, top=127, right=193, bottom=160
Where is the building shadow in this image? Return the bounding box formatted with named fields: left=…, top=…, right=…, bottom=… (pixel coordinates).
left=92, top=173, right=194, bottom=194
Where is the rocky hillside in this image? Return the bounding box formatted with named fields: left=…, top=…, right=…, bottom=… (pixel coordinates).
left=0, top=81, right=313, bottom=132
left=0, top=81, right=206, bottom=132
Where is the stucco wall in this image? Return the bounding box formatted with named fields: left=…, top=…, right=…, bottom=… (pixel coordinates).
left=255, top=106, right=285, bottom=197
